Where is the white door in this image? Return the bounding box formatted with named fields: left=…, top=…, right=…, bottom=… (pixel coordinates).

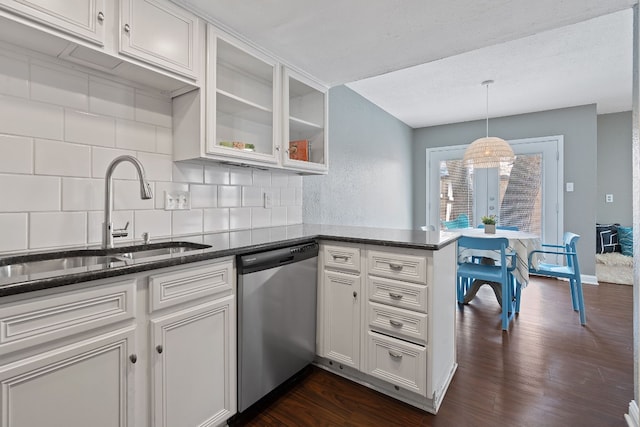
left=322, top=270, right=361, bottom=369
left=119, top=0, right=199, bottom=79
left=150, top=296, right=236, bottom=427
left=0, top=0, right=106, bottom=45
left=427, top=135, right=563, bottom=245
left=0, top=327, right=135, bottom=427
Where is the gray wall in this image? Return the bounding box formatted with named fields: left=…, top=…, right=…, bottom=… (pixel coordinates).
left=412, top=104, right=598, bottom=275
left=597, top=111, right=633, bottom=225
left=303, top=85, right=413, bottom=228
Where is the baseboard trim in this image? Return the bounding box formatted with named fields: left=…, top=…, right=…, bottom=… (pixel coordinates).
left=581, top=274, right=598, bottom=285
left=625, top=400, right=639, bottom=427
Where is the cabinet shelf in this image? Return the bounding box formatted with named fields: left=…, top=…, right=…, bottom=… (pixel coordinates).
left=217, top=90, right=273, bottom=126
left=290, top=115, right=323, bottom=131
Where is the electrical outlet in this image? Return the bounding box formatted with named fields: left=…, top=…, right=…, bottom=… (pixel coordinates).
left=165, top=191, right=191, bottom=210
left=606, top=194, right=613, bottom=203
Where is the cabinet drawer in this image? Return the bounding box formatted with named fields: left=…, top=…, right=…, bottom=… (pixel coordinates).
left=368, top=302, right=427, bottom=345
left=148, top=260, right=233, bottom=313
left=323, top=244, right=361, bottom=273
left=368, top=275, right=427, bottom=312
left=0, top=279, right=136, bottom=354
left=367, top=249, right=427, bottom=284
left=366, top=331, right=427, bottom=396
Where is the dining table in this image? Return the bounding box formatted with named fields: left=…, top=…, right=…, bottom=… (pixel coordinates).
left=457, top=227, right=542, bottom=304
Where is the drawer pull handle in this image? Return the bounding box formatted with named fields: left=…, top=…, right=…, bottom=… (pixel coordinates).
left=389, top=293, right=403, bottom=300
left=389, top=319, right=403, bottom=327
left=333, top=255, right=349, bottom=261
left=389, top=263, right=403, bottom=271
left=389, top=350, right=403, bottom=359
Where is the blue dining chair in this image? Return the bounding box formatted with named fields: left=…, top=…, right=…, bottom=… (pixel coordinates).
left=457, top=236, right=518, bottom=330
left=443, top=214, right=470, bottom=230
left=528, top=232, right=585, bottom=325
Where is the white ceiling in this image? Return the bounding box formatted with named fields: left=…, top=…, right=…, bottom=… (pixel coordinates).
left=175, top=0, right=636, bottom=128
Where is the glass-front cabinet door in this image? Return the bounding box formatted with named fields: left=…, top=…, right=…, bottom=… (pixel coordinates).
left=206, top=26, right=279, bottom=165
left=282, top=67, right=328, bottom=173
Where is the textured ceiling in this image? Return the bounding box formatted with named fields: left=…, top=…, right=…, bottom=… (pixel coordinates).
left=174, top=0, right=636, bottom=128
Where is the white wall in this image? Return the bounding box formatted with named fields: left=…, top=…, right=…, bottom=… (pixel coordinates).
left=0, top=43, right=302, bottom=253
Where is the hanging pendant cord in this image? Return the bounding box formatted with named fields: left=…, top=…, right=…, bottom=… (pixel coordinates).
left=485, top=83, right=489, bottom=138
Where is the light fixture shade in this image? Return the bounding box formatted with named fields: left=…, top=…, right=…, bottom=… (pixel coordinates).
left=463, top=136, right=515, bottom=168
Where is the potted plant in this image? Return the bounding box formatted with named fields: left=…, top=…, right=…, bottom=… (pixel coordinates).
left=481, top=215, right=497, bottom=234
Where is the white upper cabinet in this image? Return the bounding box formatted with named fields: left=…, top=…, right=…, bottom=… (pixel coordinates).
left=0, top=0, right=106, bottom=45
left=282, top=67, right=328, bottom=173
left=119, top=0, right=200, bottom=80
left=205, top=26, right=279, bottom=164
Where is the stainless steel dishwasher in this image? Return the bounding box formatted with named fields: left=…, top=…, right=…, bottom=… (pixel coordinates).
left=236, top=241, right=319, bottom=412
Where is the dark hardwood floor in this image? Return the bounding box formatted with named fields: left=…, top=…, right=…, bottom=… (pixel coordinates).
left=233, top=277, right=633, bottom=427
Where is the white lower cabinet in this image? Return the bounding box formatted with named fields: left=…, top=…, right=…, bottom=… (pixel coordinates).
left=0, top=257, right=236, bottom=427
left=150, top=295, right=236, bottom=427
left=0, top=325, right=136, bottom=427
left=317, top=241, right=457, bottom=414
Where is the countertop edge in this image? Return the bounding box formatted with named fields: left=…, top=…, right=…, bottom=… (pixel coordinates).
left=1, top=232, right=459, bottom=298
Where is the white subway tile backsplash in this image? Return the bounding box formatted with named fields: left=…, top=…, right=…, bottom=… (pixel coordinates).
left=156, top=126, right=172, bottom=155
left=0, top=95, right=63, bottom=140
left=280, top=187, right=296, bottom=206
left=172, top=210, right=203, bottom=235
left=203, top=208, right=229, bottom=232
left=134, top=210, right=171, bottom=239
left=173, top=162, right=203, bottom=183
left=116, top=119, right=156, bottom=152
left=62, top=178, right=103, bottom=211
left=113, top=180, right=155, bottom=210
left=88, top=210, right=133, bottom=244
left=252, top=170, right=271, bottom=186
left=0, top=134, right=32, bottom=174
left=204, top=164, right=230, bottom=185
left=30, top=212, right=86, bottom=249
left=0, top=46, right=305, bottom=252
left=242, top=186, right=263, bottom=207
left=229, top=207, right=251, bottom=230
left=35, top=139, right=91, bottom=177
left=135, top=91, right=172, bottom=127
left=0, top=174, right=59, bottom=212
left=287, top=206, right=303, bottom=225
left=251, top=208, right=271, bottom=228
left=289, top=175, right=303, bottom=187
left=136, top=152, right=172, bottom=181
left=92, top=147, right=138, bottom=179
left=191, top=184, right=218, bottom=208
left=31, top=64, right=88, bottom=111
left=65, top=110, right=115, bottom=147
left=250, top=228, right=272, bottom=244
left=0, top=213, right=28, bottom=252
left=271, top=173, right=289, bottom=187
left=155, top=182, right=189, bottom=209
left=271, top=207, right=287, bottom=226
left=218, top=186, right=241, bottom=208
left=230, top=167, right=252, bottom=186
left=0, top=53, right=28, bottom=98
left=89, top=76, right=135, bottom=120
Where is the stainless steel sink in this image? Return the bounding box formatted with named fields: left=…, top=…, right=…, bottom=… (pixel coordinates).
left=0, top=242, right=211, bottom=280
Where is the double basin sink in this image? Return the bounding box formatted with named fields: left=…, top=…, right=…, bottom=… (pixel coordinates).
left=0, top=241, right=211, bottom=280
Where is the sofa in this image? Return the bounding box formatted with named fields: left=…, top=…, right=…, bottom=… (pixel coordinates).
left=595, top=224, right=633, bottom=285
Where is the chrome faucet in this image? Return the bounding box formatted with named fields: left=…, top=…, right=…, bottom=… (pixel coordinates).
left=103, top=155, right=153, bottom=248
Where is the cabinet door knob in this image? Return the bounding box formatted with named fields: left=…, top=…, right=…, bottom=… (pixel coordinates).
left=124, top=24, right=131, bottom=33
left=353, top=291, right=357, bottom=298
left=156, top=345, right=163, bottom=354
left=129, top=354, right=137, bottom=364
left=97, top=11, right=105, bottom=22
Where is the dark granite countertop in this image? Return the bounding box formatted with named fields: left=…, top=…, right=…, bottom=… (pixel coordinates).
left=0, top=224, right=459, bottom=297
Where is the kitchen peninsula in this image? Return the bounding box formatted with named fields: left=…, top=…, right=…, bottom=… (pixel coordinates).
left=0, top=225, right=459, bottom=425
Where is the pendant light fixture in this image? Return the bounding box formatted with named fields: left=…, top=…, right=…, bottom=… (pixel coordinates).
left=463, top=80, right=514, bottom=168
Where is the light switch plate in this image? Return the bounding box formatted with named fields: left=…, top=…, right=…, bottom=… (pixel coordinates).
left=566, top=182, right=574, bottom=192
left=165, top=191, right=191, bottom=210
left=264, top=192, right=272, bottom=209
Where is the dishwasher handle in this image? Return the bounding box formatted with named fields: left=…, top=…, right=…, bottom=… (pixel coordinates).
left=238, top=242, right=319, bottom=274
